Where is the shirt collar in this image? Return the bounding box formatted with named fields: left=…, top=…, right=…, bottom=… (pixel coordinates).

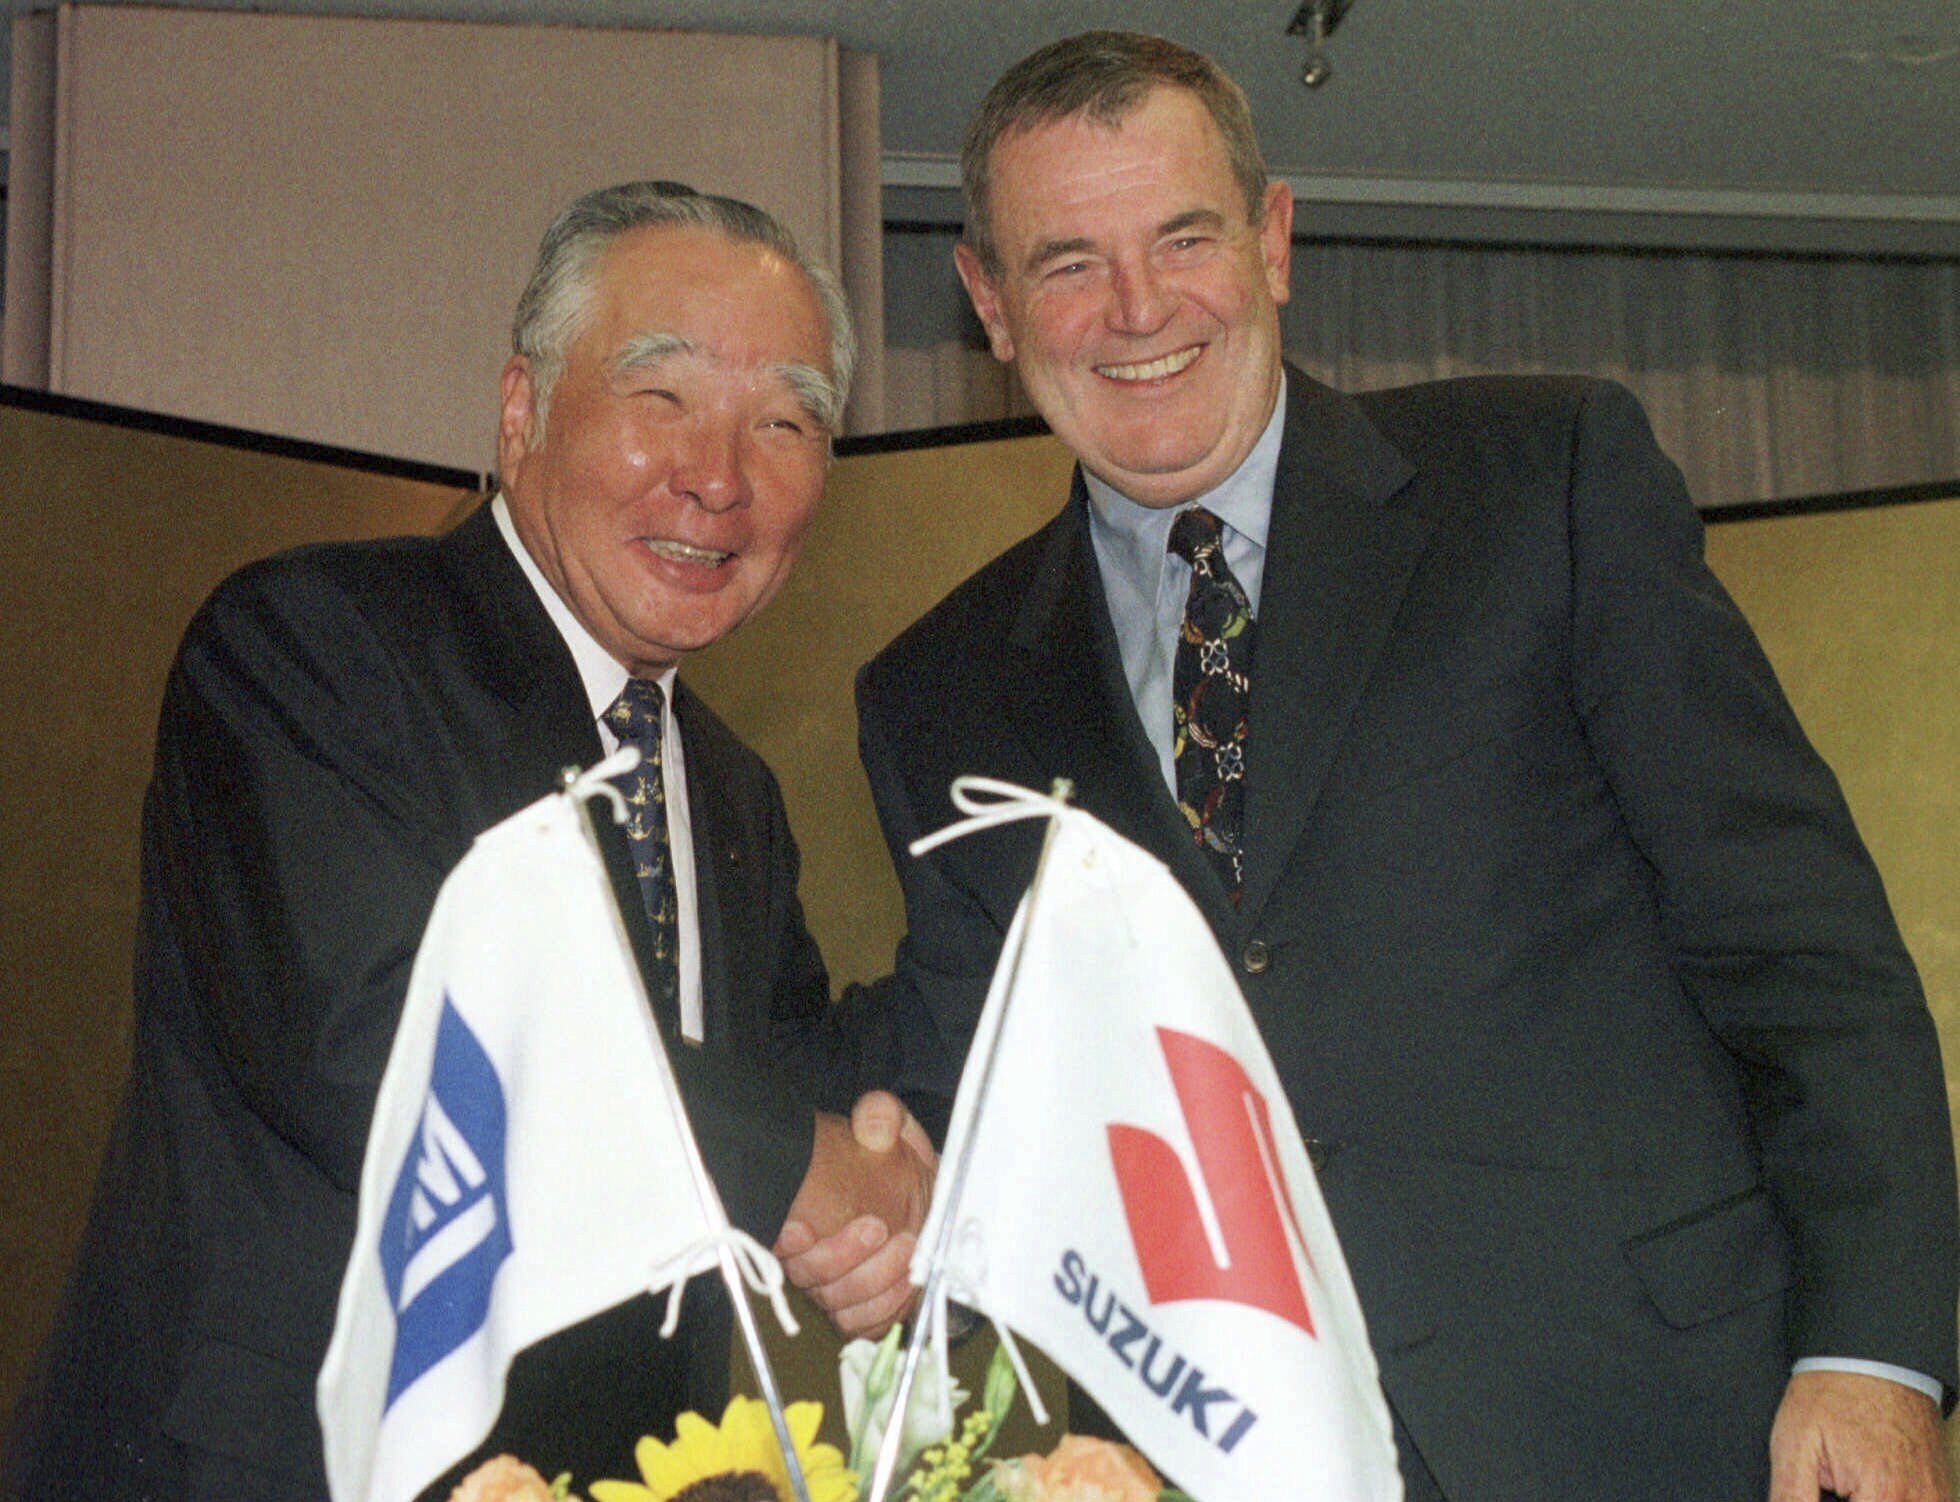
left=490, top=494, right=676, bottom=718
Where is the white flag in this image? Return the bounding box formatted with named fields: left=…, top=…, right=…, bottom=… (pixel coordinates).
left=914, top=782, right=1401, bottom=1502
left=318, top=772, right=756, bottom=1502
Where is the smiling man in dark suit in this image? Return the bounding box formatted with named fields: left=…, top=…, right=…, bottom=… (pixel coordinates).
left=854, top=32, right=1956, bottom=1502
left=4, top=182, right=925, bottom=1502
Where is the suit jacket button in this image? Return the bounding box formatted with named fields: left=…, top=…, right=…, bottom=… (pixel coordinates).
left=1304, top=1137, right=1330, bottom=1173
left=1241, top=938, right=1271, bottom=974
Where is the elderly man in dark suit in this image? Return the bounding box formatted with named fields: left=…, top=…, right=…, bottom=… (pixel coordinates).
left=854, top=32, right=1956, bottom=1502
left=5, top=182, right=924, bottom=1502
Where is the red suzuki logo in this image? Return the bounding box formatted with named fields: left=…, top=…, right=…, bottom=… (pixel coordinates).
left=1107, top=1028, right=1315, bottom=1335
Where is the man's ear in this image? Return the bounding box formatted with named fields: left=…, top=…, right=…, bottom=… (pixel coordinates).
left=954, top=242, right=1017, bottom=364
left=497, top=355, right=537, bottom=481
left=1259, top=180, right=1296, bottom=307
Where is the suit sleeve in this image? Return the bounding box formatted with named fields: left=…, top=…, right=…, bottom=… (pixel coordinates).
left=852, top=664, right=1009, bottom=1140
left=1563, top=380, right=1958, bottom=1397
left=669, top=762, right=831, bottom=1239
left=150, top=561, right=467, bottom=1195
left=750, top=757, right=905, bottom=1121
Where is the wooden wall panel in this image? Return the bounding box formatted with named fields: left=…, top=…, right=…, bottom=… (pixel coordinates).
left=0, top=397, right=478, bottom=1423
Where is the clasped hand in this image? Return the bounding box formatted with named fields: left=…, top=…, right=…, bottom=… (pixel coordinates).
left=774, top=1091, right=936, bottom=1338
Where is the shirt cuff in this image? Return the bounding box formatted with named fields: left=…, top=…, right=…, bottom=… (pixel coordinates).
left=1792, top=1356, right=1945, bottom=1406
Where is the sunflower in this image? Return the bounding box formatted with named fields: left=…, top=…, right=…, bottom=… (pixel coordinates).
left=589, top=1397, right=855, bottom=1502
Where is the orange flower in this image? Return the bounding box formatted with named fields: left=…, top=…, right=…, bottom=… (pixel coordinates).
left=993, top=1435, right=1163, bottom=1502
left=448, top=1455, right=562, bottom=1502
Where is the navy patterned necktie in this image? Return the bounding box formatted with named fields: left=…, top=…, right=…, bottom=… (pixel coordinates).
left=604, top=679, right=679, bottom=1013
left=1168, top=506, right=1256, bottom=904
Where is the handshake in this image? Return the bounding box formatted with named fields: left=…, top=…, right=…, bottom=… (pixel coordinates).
left=774, top=1092, right=937, bottom=1338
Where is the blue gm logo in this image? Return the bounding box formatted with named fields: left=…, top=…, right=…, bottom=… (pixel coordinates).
left=378, top=996, right=513, bottom=1406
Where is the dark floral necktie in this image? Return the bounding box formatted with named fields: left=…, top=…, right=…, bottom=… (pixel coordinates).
left=604, top=679, right=680, bottom=1013
left=1169, top=506, right=1255, bottom=903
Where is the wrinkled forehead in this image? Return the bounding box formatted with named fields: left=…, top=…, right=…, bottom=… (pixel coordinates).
left=585, top=226, right=830, bottom=375
left=985, top=92, right=1240, bottom=246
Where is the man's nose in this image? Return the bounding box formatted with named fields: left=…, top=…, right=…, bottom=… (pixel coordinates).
left=1108, top=257, right=1174, bottom=334
left=670, top=419, right=748, bottom=511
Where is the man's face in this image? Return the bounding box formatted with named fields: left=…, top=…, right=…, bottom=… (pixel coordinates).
left=956, top=87, right=1294, bottom=509
left=499, top=225, right=834, bottom=676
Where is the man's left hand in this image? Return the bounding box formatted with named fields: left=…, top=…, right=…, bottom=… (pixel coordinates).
left=774, top=1091, right=937, bottom=1338
left=1768, top=1369, right=1948, bottom=1502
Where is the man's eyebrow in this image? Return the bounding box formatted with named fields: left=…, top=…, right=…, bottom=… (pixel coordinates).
left=1160, top=208, right=1226, bottom=238
left=609, top=331, right=695, bottom=375
left=604, top=334, right=838, bottom=430
left=772, top=361, right=842, bottom=431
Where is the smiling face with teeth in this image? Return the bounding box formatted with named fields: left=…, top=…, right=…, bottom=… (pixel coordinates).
left=498, top=224, right=835, bottom=676
left=956, top=86, right=1294, bottom=509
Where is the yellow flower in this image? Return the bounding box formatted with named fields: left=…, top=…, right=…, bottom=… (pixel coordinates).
left=589, top=1397, right=854, bottom=1502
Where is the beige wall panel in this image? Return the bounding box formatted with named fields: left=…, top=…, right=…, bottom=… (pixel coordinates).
left=1, top=12, right=58, bottom=385
left=0, top=397, right=478, bottom=1422
left=838, top=48, right=886, bottom=435
left=28, top=4, right=871, bottom=472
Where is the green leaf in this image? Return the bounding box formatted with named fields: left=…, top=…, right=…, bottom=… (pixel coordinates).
left=982, top=1343, right=1018, bottom=1423
left=868, top=1323, right=904, bottom=1395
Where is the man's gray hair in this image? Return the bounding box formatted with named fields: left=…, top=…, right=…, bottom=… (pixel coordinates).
left=511, top=180, right=856, bottom=440
left=960, top=31, right=1270, bottom=277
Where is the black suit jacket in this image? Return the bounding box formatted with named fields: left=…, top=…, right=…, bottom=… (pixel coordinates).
left=5, top=504, right=877, bottom=1500
left=856, top=373, right=1958, bottom=1499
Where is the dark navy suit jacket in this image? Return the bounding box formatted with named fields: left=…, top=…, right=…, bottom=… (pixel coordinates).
left=855, top=372, right=1957, bottom=1499
left=5, top=503, right=888, bottom=1500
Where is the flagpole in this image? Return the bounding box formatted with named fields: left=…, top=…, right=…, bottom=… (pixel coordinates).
left=864, top=780, right=1074, bottom=1502
left=565, top=763, right=814, bottom=1502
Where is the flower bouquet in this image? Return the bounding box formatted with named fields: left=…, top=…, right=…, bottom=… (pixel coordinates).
left=448, top=1328, right=1191, bottom=1502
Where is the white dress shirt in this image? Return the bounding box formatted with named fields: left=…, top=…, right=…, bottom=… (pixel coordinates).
left=492, top=495, right=705, bottom=1043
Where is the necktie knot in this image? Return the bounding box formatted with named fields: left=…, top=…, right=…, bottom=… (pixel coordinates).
left=1168, top=505, right=1225, bottom=565
left=606, top=678, right=666, bottom=753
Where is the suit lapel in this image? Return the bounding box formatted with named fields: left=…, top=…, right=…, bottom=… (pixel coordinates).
left=1237, top=374, right=1429, bottom=923
left=437, top=502, right=604, bottom=813
left=1005, top=483, right=1241, bottom=933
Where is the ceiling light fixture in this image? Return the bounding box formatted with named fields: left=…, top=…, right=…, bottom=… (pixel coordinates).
left=1288, top=0, right=1357, bottom=88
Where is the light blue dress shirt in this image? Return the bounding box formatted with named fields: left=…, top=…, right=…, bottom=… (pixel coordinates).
left=1084, top=377, right=1287, bottom=797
